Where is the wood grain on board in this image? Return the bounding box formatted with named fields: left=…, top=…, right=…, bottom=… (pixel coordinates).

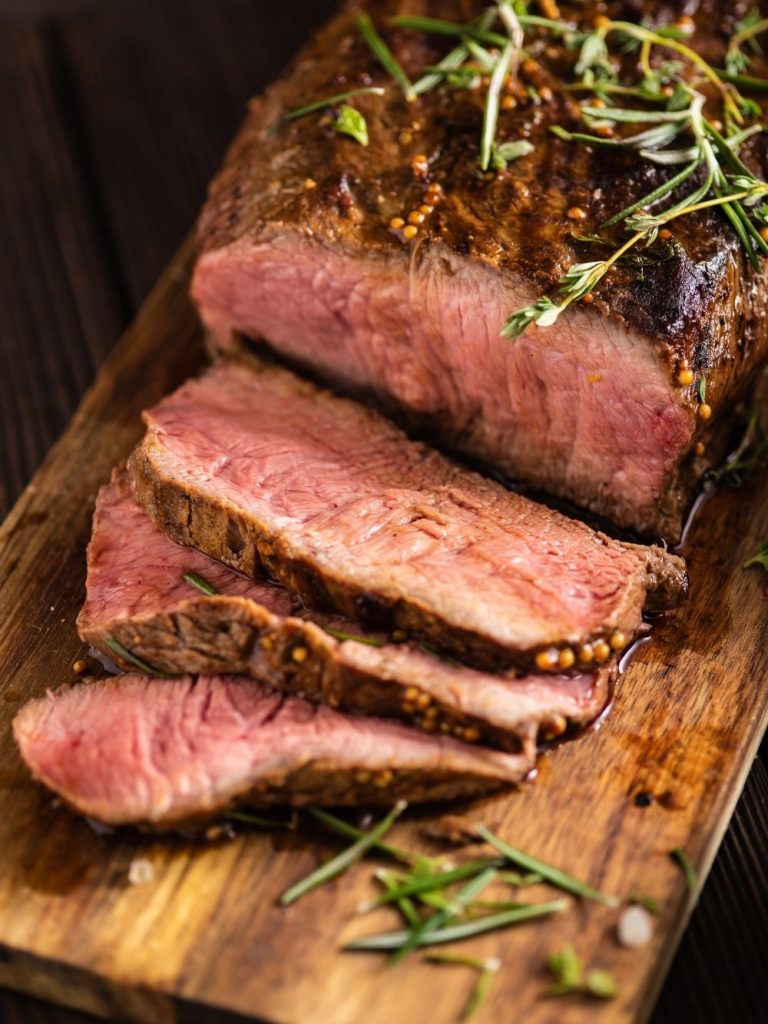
left=0, top=238, right=766, bottom=1024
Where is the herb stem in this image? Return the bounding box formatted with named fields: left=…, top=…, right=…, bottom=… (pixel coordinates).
left=479, top=41, right=514, bottom=170
left=282, top=86, right=384, bottom=122
left=357, top=13, right=415, bottom=102
left=281, top=801, right=407, bottom=906
left=182, top=571, right=218, bottom=596
left=345, top=899, right=567, bottom=950
left=307, top=807, right=422, bottom=866
left=105, top=635, right=167, bottom=678
left=477, top=826, right=619, bottom=906
left=371, top=859, right=504, bottom=907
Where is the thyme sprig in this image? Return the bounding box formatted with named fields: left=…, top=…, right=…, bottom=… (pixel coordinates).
left=502, top=13, right=768, bottom=336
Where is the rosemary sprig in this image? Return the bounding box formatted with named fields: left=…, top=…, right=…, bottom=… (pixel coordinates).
left=282, top=86, right=384, bottom=121
left=105, top=635, right=168, bottom=678
left=345, top=899, right=567, bottom=951
left=744, top=540, right=768, bottom=571
left=281, top=801, right=407, bottom=905
left=321, top=626, right=384, bottom=647
left=368, top=859, right=504, bottom=909
left=357, top=13, right=415, bottom=102
left=307, top=807, right=425, bottom=867
left=670, top=848, right=698, bottom=895
left=182, top=571, right=218, bottom=596
left=477, top=826, right=619, bottom=906
left=389, top=865, right=498, bottom=962
left=426, top=953, right=501, bottom=1020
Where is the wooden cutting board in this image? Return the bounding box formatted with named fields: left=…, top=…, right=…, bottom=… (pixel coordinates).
left=0, top=239, right=766, bottom=1024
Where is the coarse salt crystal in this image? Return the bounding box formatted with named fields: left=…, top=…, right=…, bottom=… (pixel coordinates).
left=617, top=905, right=654, bottom=948
left=128, top=858, right=155, bottom=886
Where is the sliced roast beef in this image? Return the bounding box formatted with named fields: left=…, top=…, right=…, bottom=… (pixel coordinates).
left=128, top=357, right=686, bottom=673
left=79, top=475, right=611, bottom=754
left=191, top=0, right=768, bottom=541
left=13, top=676, right=531, bottom=825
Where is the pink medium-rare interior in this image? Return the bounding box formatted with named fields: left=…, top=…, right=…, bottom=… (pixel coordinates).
left=82, top=479, right=609, bottom=749
left=140, top=360, right=657, bottom=650
left=192, top=236, right=693, bottom=525
left=79, top=476, right=297, bottom=631
left=13, top=676, right=529, bottom=822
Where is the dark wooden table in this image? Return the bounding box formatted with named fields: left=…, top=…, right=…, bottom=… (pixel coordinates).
left=0, top=2, right=766, bottom=1021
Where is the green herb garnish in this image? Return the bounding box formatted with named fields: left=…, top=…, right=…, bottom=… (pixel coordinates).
left=282, top=86, right=384, bottom=122
left=182, top=571, right=218, bottom=596
left=744, top=540, right=768, bottom=571
left=308, top=807, right=427, bottom=866
left=626, top=892, right=661, bottom=913
left=368, top=859, right=503, bottom=909
left=670, top=847, right=699, bottom=895
left=547, top=944, right=618, bottom=999
left=105, top=635, right=168, bottom=678
left=426, top=953, right=501, bottom=1020
left=479, top=5, right=524, bottom=171
left=280, top=801, right=407, bottom=905
left=334, top=105, right=370, bottom=146
left=345, top=898, right=567, bottom=951
left=322, top=626, right=384, bottom=647
left=477, top=825, right=619, bottom=906
left=357, top=12, right=415, bottom=102
left=492, top=139, right=535, bottom=169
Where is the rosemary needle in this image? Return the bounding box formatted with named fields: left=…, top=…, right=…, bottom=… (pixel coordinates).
left=105, top=635, right=168, bottom=678
left=357, top=13, right=415, bottom=102
left=282, top=86, right=385, bottom=121
left=307, top=807, right=425, bottom=866
left=477, top=826, right=619, bottom=906
left=670, top=848, right=699, bottom=895
left=370, top=859, right=504, bottom=908
left=182, top=571, right=218, bottom=596
left=321, top=626, right=384, bottom=647
left=389, top=866, right=498, bottom=963
left=280, top=802, right=407, bottom=906
left=345, top=899, right=568, bottom=950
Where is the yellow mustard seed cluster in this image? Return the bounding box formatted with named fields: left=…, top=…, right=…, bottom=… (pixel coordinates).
left=534, top=630, right=626, bottom=673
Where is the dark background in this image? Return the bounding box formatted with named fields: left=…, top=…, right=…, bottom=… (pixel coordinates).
left=0, top=1, right=766, bottom=1021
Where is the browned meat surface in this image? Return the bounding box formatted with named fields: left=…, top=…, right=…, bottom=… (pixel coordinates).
left=128, top=357, right=686, bottom=673
left=192, top=0, right=768, bottom=540
left=13, top=676, right=531, bottom=825
left=80, top=475, right=611, bottom=754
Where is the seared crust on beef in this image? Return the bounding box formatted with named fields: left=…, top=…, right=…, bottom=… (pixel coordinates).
left=13, top=676, right=532, bottom=825
left=128, top=357, right=686, bottom=673
left=193, top=1, right=768, bottom=538
left=80, top=476, right=612, bottom=755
